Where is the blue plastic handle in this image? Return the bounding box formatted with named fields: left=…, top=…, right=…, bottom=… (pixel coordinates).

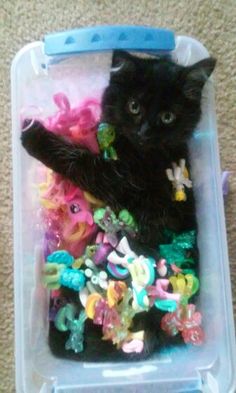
left=44, top=25, right=175, bottom=56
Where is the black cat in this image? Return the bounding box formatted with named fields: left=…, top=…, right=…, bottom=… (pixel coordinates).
left=21, top=50, right=216, bottom=360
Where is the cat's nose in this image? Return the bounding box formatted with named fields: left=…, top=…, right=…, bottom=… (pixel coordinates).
left=138, top=121, right=149, bottom=137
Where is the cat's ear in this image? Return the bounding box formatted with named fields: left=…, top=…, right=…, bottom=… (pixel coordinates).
left=111, top=50, right=136, bottom=74
left=183, top=57, right=216, bottom=100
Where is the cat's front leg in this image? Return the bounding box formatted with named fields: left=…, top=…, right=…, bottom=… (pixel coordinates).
left=21, top=120, right=124, bottom=205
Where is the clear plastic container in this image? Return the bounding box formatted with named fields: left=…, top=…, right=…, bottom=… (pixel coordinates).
left=11, top=26, right=236, bottom=393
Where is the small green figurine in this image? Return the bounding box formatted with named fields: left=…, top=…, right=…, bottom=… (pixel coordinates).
left=118, top=209, right=138, bottom=233
left=93, top=206, right=138, bottom=236
left=97, top=122, right=118, bottom=160
left=93, top=207, right=120, bottom=233
left=55, top=304, right=87, bottom=353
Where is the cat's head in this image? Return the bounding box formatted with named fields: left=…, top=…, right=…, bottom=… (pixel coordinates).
left=101, top=50, right=216, bottom=151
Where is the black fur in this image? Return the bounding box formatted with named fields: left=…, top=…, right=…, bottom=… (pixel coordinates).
left=21, top=51, right=216, bottom=360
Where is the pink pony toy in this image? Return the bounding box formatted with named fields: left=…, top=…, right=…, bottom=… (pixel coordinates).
left=39, top=172, right=97, bottom=258
left=44, top=93, right=100, bottom=154
left=62, top=181, right=97, bottom=254
left=58, top=178, right=95, bottom=237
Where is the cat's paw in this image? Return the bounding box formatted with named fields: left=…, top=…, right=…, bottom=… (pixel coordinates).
left=21, top=119, right=43, bottom=142
left=21, top=120, right=51, bottom=158
left=21, top=118, right=35, bottom=131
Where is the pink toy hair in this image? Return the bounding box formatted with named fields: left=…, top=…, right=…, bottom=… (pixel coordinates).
left=44, top=93, right=100, bottom=154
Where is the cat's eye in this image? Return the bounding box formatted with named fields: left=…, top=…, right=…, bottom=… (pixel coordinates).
left=160, top=111, right=176, bottom=125
left=127, top=99, right=141, bottom=115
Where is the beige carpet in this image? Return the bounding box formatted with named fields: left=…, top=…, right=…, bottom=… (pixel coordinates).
left=0, top=1, right=235, bottom=392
